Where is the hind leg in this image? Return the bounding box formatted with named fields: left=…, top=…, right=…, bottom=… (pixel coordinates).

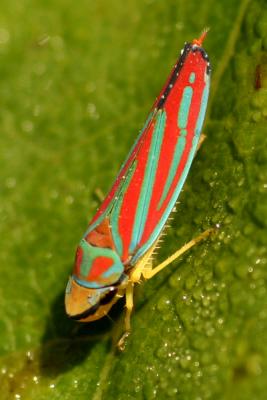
left=142, top=228, right=213, bottom=280
left=117, top=282, right=134, bottom=351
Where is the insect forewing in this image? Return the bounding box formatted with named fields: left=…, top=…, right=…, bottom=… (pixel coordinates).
left=84, top=42, right=211, bottom=268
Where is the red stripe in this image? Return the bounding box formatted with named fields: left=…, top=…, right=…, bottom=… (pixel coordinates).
left=87, top=256, right=114, bottom=281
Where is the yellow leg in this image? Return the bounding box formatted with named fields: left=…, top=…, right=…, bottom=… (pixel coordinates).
left=130, top=245, right=156, bottom=283
left=197, top=133, right=206, bottom=152
left=117, top=282, right=134, bottom=351
left=143, top=228, right=213, bottom=280
left=125, top=282, right=134, bottom=331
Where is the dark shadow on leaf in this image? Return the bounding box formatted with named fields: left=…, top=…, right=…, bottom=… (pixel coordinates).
left=39, top=284, right=125, bottom=377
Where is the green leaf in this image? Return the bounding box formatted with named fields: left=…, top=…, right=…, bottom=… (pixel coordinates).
left=1, top=0, right=267, bottom=399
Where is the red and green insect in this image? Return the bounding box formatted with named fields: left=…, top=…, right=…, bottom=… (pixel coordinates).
left=65, top=30, right=211, bottom=348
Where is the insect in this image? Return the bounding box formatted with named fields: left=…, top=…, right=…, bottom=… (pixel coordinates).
left=65, top=30, right=211, bottom=349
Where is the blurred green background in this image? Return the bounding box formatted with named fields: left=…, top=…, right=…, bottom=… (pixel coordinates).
left=0, top=0, right=267, bottom=399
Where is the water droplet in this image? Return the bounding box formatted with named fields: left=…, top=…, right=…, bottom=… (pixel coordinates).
left=134, top=385, right=141, bottom=393
left=202, top=296, right=210, bottom=307
left=87, top=103, right=99, bottom=119
left=180, top=356, right=191, bottom=369
left=206, top=325, right=215, bottom=337
left=157, top=296, right=171, bottom=312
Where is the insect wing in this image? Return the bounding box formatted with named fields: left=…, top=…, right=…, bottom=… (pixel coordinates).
left=84, top=42, right=211, bottom=267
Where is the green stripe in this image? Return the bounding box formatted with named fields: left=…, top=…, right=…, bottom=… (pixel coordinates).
left=177, top=86, right=193, bottom=129
left=157, top=134, right=186, bottom=209
left=189, top=72, right=196, bottom=83
left=79, top=239, right=93, bottom=277
left=195, top=79, right=210, bottom=135
left=157, top=84, right=194, bottom=209
left=130, top=110, right=166, bottom=252
left=110, top=160, right=137, bottom=256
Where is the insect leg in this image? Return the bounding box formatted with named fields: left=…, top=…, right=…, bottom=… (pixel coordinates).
left=142, top=228, right=213, bottom=280
left=196, top=133, right=206, bottom=152
left=117, top=282, right=134, bottom=351
left=125, top=282, right=134, bottom=331
left=130, top=246, right=155, bottom=283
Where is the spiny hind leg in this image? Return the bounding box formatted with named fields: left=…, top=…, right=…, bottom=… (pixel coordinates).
left=117, top=282, right=134, bottom=351
left=129, top=246, right=155, bottom=283
left=142, top=228, right=213, bottom=280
